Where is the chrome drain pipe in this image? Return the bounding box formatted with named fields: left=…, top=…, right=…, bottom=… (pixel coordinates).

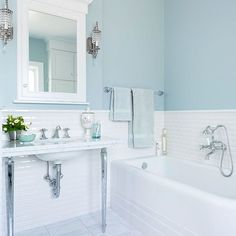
left=44, top=162, right=63, bottom=198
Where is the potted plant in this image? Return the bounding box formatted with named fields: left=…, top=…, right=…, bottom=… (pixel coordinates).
left=2, top=115, right=29, bottom=141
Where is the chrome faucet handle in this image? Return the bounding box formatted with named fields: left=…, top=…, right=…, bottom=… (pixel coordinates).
left=63, top=128, right=70, bottom=138
left=40, top=128, right=48, bottom=140
left=212, top=140, right=227, bottom=151
left=200, top=144, right=211, bottom=150
left=52, top=125, right=61, bottom=139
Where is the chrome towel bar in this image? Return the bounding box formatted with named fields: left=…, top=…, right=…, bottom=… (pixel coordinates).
left=104, top=87, right=164, bottom=96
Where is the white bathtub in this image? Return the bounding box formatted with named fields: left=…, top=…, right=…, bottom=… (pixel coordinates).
left=111, top=156, right=236, bottom=236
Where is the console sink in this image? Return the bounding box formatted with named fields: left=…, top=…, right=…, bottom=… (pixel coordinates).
left=1, top=137, right=120, bottom=163
left=2, top=135, right=118, bottom=235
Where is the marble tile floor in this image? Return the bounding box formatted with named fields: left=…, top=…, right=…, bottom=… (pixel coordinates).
left=16, top=209, right=143, bottom=236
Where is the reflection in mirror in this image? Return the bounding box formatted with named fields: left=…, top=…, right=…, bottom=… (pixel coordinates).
left=28, top=10, right=77, bottom=94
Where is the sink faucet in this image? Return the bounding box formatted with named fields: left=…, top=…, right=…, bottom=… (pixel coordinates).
left=52, top=125, right=61, bottom=139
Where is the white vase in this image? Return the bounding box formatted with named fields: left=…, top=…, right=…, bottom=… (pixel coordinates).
left=81, top=111, right=95, bottom=141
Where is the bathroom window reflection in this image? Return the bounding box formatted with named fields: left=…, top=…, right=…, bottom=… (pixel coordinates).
left=28, top=10, right=77, bottom=94
left=28, top=62, right=44, bottom=92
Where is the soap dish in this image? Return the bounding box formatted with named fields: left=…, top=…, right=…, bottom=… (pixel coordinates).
left=18, top=134, right=36, bottom=143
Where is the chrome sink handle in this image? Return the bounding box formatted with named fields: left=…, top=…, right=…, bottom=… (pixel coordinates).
left=63, top=128, right=70, bottom=138
left=52, top=125, right=61, bottom=139
left=40, top=128, right=48, bottom=140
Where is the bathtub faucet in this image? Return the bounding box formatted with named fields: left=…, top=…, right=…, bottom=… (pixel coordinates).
left=201, top=125, right=227, bottom=160
left=200, top=140, right=226, bottom=160
left=200, top=125, right=234, bottom=177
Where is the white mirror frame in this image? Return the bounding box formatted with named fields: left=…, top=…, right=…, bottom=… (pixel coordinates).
left=16, top=0, right=93, bottom=104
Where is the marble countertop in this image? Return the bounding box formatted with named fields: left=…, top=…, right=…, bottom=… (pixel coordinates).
left=1, top=137, right=121, bottom=157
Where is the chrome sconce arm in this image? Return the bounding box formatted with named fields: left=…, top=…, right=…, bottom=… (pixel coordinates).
left=87, top=21, right=101, bottom=59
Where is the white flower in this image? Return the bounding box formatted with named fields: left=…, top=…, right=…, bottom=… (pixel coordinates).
left=14, top=119, right=19, bottom=123
left=3, top=128, right=7, bottom=131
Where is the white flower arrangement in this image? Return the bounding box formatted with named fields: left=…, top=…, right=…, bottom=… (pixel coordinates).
left=2, top=115, right=29, bottom=133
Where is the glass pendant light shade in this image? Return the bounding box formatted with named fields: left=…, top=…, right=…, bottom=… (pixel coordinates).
left=92, top=22, right=101, bottom=47
left=0, top=0, right=13, bottom=45
left=0, top=8, right=12, bottom=28
left=87, top=21, right=101, bottom=58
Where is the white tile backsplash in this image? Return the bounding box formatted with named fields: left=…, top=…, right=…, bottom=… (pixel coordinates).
left=0, top=110, right=164, bottom=234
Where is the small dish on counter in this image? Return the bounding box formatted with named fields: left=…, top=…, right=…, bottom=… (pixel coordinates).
left=18, top=134, right=36, bottom=143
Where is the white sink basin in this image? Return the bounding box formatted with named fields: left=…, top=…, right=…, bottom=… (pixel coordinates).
left=36, top=151, right=80, bottom=163
left=35, top=138, right=83, bottom=163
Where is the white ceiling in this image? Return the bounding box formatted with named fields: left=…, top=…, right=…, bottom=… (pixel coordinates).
left=29, top=10, right=77, bottom=42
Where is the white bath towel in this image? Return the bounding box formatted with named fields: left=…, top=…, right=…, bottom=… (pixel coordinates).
left=109, top=87, right=132, bottom=121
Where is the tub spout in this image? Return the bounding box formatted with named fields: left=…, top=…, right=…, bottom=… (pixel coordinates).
left=205, top=150, right=215, bottom=160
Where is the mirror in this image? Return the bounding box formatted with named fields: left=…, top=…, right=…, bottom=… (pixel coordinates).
left=17, top=0, right=89, bottom=104
left=28, top=10, right=77, bottom=94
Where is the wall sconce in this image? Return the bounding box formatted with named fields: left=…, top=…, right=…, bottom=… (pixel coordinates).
left=0, top=0, right=13, bottom=46
left=87, top=22, right=101, bottom=59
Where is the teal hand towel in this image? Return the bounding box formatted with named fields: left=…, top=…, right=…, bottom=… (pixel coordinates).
left=109, top=87, right=132, bottom=121
left=129, top=88, right=154, bottom=148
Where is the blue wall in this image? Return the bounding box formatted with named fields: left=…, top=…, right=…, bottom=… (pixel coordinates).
left=29, top=37, right=49, bottom=91
left=0, top=0, right=164, bottom=110
left=102, top=0, right=164, bottom=110
left=2, top=0, right=235, bottom=111
left=165, top=0, right=236, bottom=110
left=86, top=0, right=104, bottom=110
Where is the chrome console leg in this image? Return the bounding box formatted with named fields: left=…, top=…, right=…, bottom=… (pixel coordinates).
left=101, top=148, right=107, bottom=233
left=54, top=164, right=62, bottom=198
left=5, top=158, right=14, bottom=236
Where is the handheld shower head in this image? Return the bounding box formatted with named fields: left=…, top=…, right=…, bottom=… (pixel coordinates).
left=202, top=126, right=214, bottom=135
